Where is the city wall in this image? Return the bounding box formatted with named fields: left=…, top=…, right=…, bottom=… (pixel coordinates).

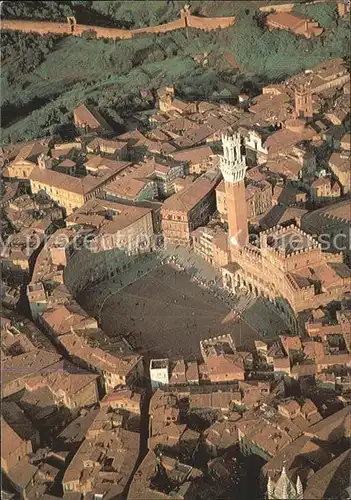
left=1, top=14, right=236, bottom=41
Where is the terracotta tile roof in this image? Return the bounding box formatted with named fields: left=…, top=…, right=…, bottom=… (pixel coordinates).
left=317, top=353, right=351, bottom=367
left=280, top=335, right=302, bottom=355
left=13, top=141, right=48, bottom=164
left=65, top=197, right=152, bottom=234
left=104, top=176, right=148, bottom=199
left=147, top=128, right=171, bottom=142
left=100, top=389, right=141, bottom=407
left=86, top=137, right=127, bottom=153
left=207, top=353, right=244, bottom=377
left=59, top=332, right=141, bottom=378
left=249, top=92, right=293, bottom=124
left=174, top=176, right=194, bottom=191
left=309, top=404, right=351, bottom=440
left=63, top=412, right=139, bottom=494
left=245, top=179, right=271, bottom=201
left=329, top=152, right=350, bottom=172
left=162, top=116, right=196, bottom=134
left=117, top=129, right=147, bottom=146
left=204, top=419, right=239, bottom=449
left=30, top=162, right=130, bottom=197
left=170, top=145, right=214, bottom=164
left=186, top=360, right=199, bottom=383
left=172, top=98, right=192, bottom=112
left=237, top=414, right=292, bottom=458
left=1, top=350, right=61, bottom=387
left=29, top=167, right=85, bottom=195
left=59, top=159, right=76, bottom=168
left=190, top=392, right=212, bottom=409
left=273, top=357, right=291, bottom=370
left=341, top=133, right=351, bottom=147
left=42, top=305, right=95, bottom=336
left=304, top=449, right=351, bottom=500
left=303, top=340, right=325, bottom=361
left=290, top=361, right=316, bottom=377
left=25, top=360, right=98, bottom=397
left=266, top=11, right=309, bottom=30
left=169, top=359, right=186, bottom=385
left=73, top=104, right=112, bottom=132
left=51, top=146, right=75, bottom=159
left=84, top=155, right=130, bottom=173
left=127, top=451, right=167, bottom=500
left=173, top=124, right=214, bottom=148
left=211, top=390, right=241, bottom=409
left=162, top=167, right=220, bottom=213
left=324, top=201, right=351, bottom=223
left=287, top=58, right=349, bottom=93
left=306, top=263, right=345, bottom=288
left=278, top=399, right=300, bottom=414
left=301, top=398, right=318, bottom=416
left=1, top=416, right=26, bottom=459
left=265, top=126, right=316, bottom=157
left=6, top=458, right=38, bottom=489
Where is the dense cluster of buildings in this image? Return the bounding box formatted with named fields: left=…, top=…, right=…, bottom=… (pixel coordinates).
left=1, top=53, right=350, bottom=499
left=130, top=361, right=351, bottom=500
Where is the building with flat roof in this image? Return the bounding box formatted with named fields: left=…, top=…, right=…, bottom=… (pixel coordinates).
left=150, top=358, right=169, bottom=390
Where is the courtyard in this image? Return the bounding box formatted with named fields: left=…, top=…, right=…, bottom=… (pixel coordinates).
left=79, top=258, right=290, bottom=361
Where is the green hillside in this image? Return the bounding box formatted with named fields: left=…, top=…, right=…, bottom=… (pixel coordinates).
left=1, top=1, right=349, bottom=145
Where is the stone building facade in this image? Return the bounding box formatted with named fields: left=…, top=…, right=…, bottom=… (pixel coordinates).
left=217, top=132, right=350, bottom=330
left=161, top=167, right=221, bottom=245
left=310, top=176, right=341, bottom=202
left=192, top=226, right=229, bottom=268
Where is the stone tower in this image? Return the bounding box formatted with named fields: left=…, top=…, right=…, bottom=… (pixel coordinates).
left=267, top=467, right=303, bottom=499
left=219, top=130, right=248, bottom=250
left=294, top=86, right=313, bottom=119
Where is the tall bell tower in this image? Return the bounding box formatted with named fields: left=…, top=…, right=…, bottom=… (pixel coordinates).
left=219, top=130, right=248, bottom=251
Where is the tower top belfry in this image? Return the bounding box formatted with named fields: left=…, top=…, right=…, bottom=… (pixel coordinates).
left=219, top=130, right=247, bottom=185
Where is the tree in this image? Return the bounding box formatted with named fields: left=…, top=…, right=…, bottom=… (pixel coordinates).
left=293, top=3, right=338, bottom=30
left=1, top=1, right=73, bottom=21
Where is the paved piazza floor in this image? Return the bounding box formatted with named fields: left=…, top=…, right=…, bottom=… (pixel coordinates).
left=78, top=255, right=290, bottom=360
